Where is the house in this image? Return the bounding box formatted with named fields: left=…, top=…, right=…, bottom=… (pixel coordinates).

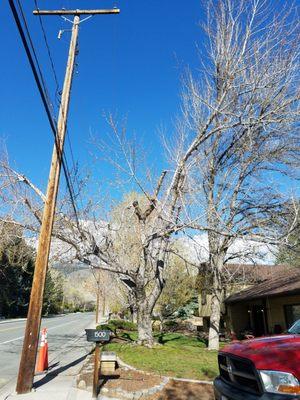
left=197, top=264, right=289, bottom=333
left=225, top=267, right=300, bottom=338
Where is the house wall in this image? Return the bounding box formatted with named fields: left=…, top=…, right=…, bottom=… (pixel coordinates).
left=267, top=294, right=300, bottom=332
left=227, top=294, right=300, bottom=337
left=227, top=301, right=257, bottom=335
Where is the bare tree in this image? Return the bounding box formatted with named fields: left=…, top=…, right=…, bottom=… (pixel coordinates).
left=178, top=0, right=300, bottom=349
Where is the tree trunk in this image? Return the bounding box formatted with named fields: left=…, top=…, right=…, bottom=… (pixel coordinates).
left=137, top=302, right=154, bottom=346
left=208, top=287, right=222, bottom=350
left=135, top=254, right=166, bottom=346
left=208, top=269, right=223, bottom=350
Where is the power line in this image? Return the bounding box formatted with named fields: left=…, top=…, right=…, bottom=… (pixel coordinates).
left=25, top=0, right=81, bottom=216
left=33, top=0, right=61, bottom=106
left=15, top=0, right=80, bottom=226
left=16, top=0, right=54, bottom=114
left=33, top=0, right=86, bottom=212
left=9, top=0, right=81, bottom=229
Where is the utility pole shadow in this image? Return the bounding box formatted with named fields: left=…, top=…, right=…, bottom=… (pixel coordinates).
left=33, top=351, right=92, bottom=389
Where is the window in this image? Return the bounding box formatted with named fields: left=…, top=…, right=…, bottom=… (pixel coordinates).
left=288, top=319, right=300, bottom=335
left=284, top=304, right=300, bottom=329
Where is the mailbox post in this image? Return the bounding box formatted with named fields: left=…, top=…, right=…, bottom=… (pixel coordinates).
left=93, top=343, right=100, bottom=399
left=85, top=329, right=111, bottom=398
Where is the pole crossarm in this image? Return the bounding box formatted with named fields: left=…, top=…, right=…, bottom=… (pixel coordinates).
left=33, top=9, right=120, bottom=16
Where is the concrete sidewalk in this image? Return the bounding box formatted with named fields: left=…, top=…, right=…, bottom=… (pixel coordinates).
left=5, top=376, right=94, bottom=400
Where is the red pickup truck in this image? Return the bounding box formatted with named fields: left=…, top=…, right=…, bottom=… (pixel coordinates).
left=214, top=319, right=300, bottom=399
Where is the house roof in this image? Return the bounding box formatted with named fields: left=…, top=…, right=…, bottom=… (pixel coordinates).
left=224, top=263, right=288, bottom=284
left=225, top=267, right=300, bottom=304
left=198, top=263, right=288, bottom=285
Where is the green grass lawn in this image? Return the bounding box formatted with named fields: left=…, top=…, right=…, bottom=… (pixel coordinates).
left=103, top=332, right=219, bottom=381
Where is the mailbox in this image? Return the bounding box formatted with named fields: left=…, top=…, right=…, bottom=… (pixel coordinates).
left=85, top=329, right=111, bottom=342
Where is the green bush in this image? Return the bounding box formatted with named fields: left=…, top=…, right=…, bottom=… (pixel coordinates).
left=96, top=323, right=116, bottom=334
left=96, top=319, right=137, bottom=333
left=109, top=319, right=137, bottom=331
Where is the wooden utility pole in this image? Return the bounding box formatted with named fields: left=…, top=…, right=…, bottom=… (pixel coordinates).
left=16, top=7, right=120, bottom=395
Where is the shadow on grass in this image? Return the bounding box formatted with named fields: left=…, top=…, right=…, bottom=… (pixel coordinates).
left=155, top=333, right=183, bottom=345
left=155, top=333, right=208, bottom=347
left=120, top=332, right=135, bottom=342
left=197, top=336, right=208, bottom=347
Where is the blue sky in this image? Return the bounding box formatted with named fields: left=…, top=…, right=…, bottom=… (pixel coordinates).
left=1, top=0, right=298, bottom=209
left=0, top=0, right=205, bottom=199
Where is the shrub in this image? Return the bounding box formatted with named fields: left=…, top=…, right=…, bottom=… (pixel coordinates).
left=109, top=319, right=137, bottom=331
left=96, top=323, right=116, bottom=334
left=96, top=319, right=137, bottom=334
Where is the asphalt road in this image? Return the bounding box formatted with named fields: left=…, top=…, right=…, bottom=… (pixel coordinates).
left=0, top=312, right=95, bottom=393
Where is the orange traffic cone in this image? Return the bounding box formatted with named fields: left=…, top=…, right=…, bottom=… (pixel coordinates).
left=35, top=328, right=49, bottom=374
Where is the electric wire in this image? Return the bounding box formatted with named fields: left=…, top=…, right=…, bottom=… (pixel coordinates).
left=9, top=0, right=81, bottom=230
left=15, top=0, right=55, bottom=115
left=17, top=0, right=81, bottom=218
left=14, top=0, right=80, bottom=226
left=33, top=0, right=86, bottom=212
left=33, top=0, right=61, bottom=106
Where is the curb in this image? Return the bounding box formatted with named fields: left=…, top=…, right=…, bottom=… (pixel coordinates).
left=172, top=377, right=213, bottom=385
left=0, top=314, right=68, bottom=325
left=0, top=318, right=26, bottom=325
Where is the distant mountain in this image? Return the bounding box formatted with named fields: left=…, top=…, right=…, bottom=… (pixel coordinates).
left=26, top=219, right=109, bottom=267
